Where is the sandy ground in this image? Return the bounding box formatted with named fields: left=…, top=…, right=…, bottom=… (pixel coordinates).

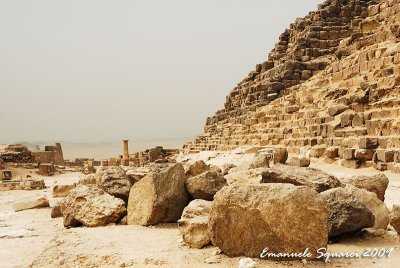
left=1, top=159, right=400, bottom=267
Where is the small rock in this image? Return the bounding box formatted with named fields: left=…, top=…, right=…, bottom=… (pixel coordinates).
left=53, top=184, right=76, bottom=198
left=287, top=155, right=310, bottom=167
left=13, top=195, right=50, bottom=212
left=239, top=258, right=256, bottom=268
left=204, top=255, right=221, bottom=264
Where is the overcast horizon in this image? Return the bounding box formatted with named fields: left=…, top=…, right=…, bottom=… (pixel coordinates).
left=0, top=0, right=321, bottom=144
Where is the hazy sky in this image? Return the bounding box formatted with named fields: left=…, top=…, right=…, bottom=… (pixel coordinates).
left=0, top=0, right=321, bottom=143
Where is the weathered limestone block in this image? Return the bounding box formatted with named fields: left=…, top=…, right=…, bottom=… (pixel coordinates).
left=185, top=160, right=210, bottom=177
left=95, top=166, right=131, bottom=201
left=390, top=205, right=400, bottom=234
left=326, top=147, right=339, bottom=159
left=341, top=111, right=355, bottom=127
left=249, top=153, right=270, bottom=169
left=345, top=185, right=390, bottom=230
left=273, top=147, right=288, bottom=164
left=354, top=149, right=374, bottom=161
left=340, top=174, right=389, bottom=201
left=328, top=104, right=348, bottom=116
left=359, top=137, right=379, bottom=149
left=186, top=171, right=227, bottom=201
left=341, top=148, right=355, bottom=160
left=178, top=200, right=211, bottom=249
left=208, top=184, right=328, bottom=258
left=320, top=188, right=374, bottom=237
left=78, top=174, right=96, bottom=185
left=221, top=163, right=236, bottom=175
left=287, top=155, right=310, bottom=167
left=376, top=150, right=394, bottom=163
left=340, top=159, right=362, bottom=169
left=360, top=19, right=380, bottom=33
left=127, top=163, right=189, bottom=226
left=310, top=146, right=326, bottom=158
left=261, top=164, right=343, bottom=193
left=60, top=185, right=126, bottom=227
left=52, top=184, right=76, bottom=198
left=13, top=195, right=50, bottom=212
left=51, top=203, right=62, bottom=218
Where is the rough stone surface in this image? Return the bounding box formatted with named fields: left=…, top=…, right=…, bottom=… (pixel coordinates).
left=178, top=199, right=211, bottom=249
left=127, top=163, right=189, bottom=226
left=390, top=205, right=400, bottom=234
left=185, top=160, right=210, bottom=177
left=95, top=166, right=131, bottom=201
left=52, top=184, right=76, bottom=198
left=287, top=156, right=310, bottom=167
left=249, top=153, right=270, bottom=169
left=13, top=195, right=50, bottom=212
left=341, top=174, right=389, bottom=201
left=273, top=147, right=288, bottom=164
left=51, top=203, right=62, bottom=218
left=345, top=184, right=390, bottom=230
left=186, top=171, right=227, bottom=201
left=208, top=184, right=328, bottom=258
left=183, top=0, right=400, bottom=175
left=221, top=163, right=236, bottom=175
left=320, top=188, right=374, bottom=237
left=59, top=185, right=126, bottom=227
left=261, top=164, right=343, bottom=193
left=78, top=174, right=96, bottom=185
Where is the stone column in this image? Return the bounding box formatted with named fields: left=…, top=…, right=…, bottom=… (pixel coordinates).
left=122, top=140, right=129, bottom=166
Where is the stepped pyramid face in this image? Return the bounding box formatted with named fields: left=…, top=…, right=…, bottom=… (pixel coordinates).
left=186, top=0, right=400, bottom=171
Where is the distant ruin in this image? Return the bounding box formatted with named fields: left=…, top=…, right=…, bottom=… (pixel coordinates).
left=31, top=143, right=65, bottom=165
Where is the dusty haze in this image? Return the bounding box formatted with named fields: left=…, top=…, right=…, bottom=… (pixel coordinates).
left=0, top=0, right=321, bottom=144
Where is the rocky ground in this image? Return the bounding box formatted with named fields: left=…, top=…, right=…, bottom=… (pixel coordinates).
left=1, top=154, right=400, bottom=268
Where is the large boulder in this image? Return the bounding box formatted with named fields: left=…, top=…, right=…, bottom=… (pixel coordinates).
left=345, top=184, right=390, bottom=230
left=127, top=163, right=189, bottom=226
left=185, top=160, right=210, bottom=177
left=95, top=167, right=131, bottom=201
left=261, top=164, right=343, bottom=193
left=178, top=199, right=211, bottom=248
left=320, top=188, right=374, bottom=237
left=390, top=205, right=400, bottom=234
left=208, top=184, right=328, bottom=258
left=186, top=171, right=227, bottom=200
left=340, top=174, right=389, bottom=201
left=13, top=195, right=50, bottom=212
left=59, top=185, right=126, bottom=227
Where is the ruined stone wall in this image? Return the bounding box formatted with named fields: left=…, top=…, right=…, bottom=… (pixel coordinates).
left=31, top=151, right=54, bottom=163
left=186, top=0, right=400, bottom=172
left=32, top=143, right=65, bottom=165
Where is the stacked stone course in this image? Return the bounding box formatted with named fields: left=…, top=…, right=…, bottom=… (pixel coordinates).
left=186, top=0, right=400, bottom=172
